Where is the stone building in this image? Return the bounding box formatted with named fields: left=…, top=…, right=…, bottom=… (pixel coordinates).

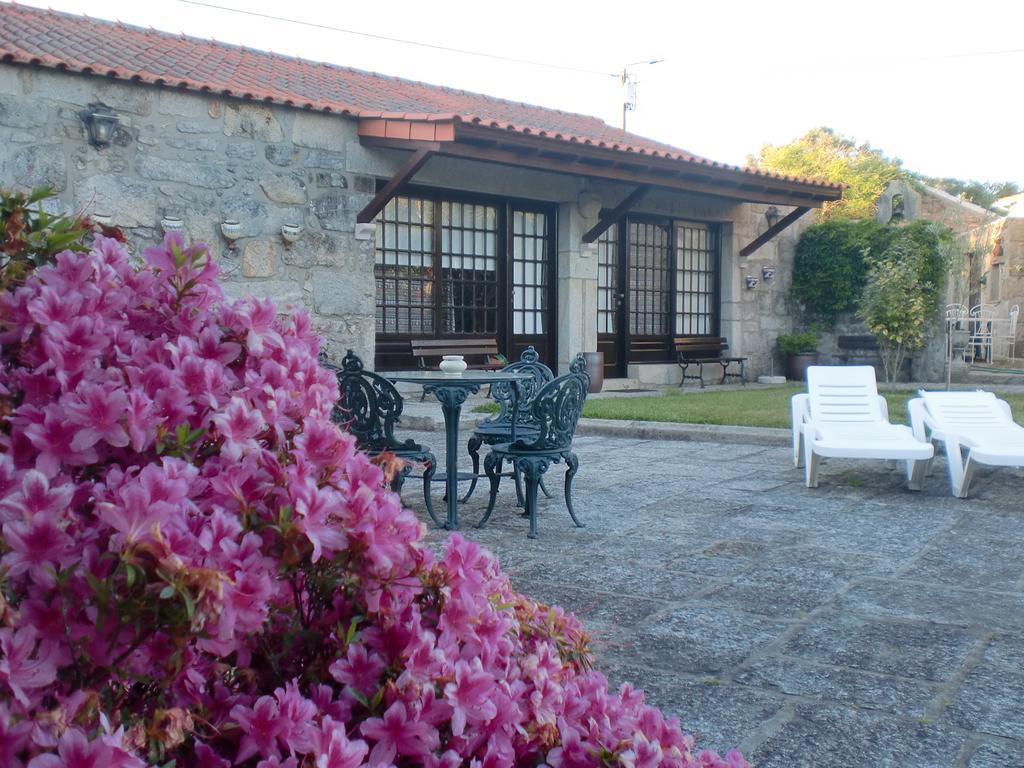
left=0, top=4, right=842, bottom=382
left=875, top=179, right=1024, bottom=375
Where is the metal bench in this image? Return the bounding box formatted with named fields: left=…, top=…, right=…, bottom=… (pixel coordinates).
left=674, top=336, right=746, bottom=389
left=410, top=338, right=504, bottom=371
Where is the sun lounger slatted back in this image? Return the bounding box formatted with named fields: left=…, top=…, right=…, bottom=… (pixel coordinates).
left=807, top=366, right=886, bottom=425
left=920, top=391, right=1007, bottom=430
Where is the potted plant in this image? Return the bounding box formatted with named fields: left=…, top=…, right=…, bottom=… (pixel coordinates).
left=777, top=331, right=819, bottom=382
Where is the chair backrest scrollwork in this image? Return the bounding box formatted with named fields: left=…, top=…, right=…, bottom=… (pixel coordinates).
left=332, top=350, right=415, bottom=453
left=568, top=352, right=590, bottom=389
left=518, top=368, right=589, bottom=452
left=483, top=345, right=554, bottom=429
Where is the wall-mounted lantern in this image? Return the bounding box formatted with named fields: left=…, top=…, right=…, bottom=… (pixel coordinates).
left=161, top=215, right=184, bottom=235
left=762, top=265, right=776, bottom=282
left=764, top=206, right=781, bottom=229
left=280, top=223, right=303, bottom=249
left=220, top=219, right=243, bottom=250
left=81, top=103, right=119, bottom=149
left=745, top=275, right=759, bottom=290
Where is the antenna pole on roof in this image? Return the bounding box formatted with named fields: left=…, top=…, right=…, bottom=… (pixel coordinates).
left=619, top=59, right=663, bottom=131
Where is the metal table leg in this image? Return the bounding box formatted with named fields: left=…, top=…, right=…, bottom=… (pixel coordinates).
left=424, top=382, right=479, bottom=530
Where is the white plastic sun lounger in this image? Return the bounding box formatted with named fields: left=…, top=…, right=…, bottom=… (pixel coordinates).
left=797, top=366, right=933, bottom=489
left=908, top=390, right=1024, bottom=498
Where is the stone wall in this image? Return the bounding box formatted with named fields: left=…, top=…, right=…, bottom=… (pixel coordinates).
left=0, top=65, right=377, bottom=363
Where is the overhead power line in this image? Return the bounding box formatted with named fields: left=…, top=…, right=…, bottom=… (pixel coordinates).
left=178, top=0, right=618, bottom=77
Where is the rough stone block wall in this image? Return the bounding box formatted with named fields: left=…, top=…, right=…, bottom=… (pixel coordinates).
left=728, top=203, right=811, bottom=379
left=0, top=66, right=376, bottom=364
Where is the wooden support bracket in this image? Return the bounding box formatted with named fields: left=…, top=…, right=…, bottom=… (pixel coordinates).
left=356, top=148, right=434, bottom=224
left=739, top=206, right=811, bottom=257
left=582, top=185, right=650, bottom=243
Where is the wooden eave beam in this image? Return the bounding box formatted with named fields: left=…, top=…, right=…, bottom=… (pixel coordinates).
left=358, top=136, right=838, bottom=207
left=454, top=123, right=843, bottom=202
left=355, top=147, right=435, bottom=224
left=583, top=186, right=650, bottom=243
left=739, top=206, right=811, bottom=257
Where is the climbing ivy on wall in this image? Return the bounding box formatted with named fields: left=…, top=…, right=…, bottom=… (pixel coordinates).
left=792, top=219, right=955, bottom=328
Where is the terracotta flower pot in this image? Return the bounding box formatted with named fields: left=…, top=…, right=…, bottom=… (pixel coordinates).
left=582, top=352, right=604, bottom=393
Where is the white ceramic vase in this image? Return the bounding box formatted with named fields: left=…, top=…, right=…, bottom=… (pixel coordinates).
left=439, top=355, right=468, bottom=375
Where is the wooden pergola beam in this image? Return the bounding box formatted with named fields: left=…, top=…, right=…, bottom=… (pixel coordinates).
left=739, top=206, right=811, bottom=257
left=582, top=185, right=650, bottom=243
left=356, top=147, right=435, bottom=224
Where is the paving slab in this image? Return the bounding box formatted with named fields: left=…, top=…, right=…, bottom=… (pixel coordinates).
left=408, top=427, right=1024, bottom=763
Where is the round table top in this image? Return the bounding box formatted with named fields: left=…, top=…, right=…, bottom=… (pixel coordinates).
left=384, top=370, right=533, bottom=385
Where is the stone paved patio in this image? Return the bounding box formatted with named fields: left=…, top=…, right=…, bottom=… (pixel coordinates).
left=406, top=428, right=1024, bottom=767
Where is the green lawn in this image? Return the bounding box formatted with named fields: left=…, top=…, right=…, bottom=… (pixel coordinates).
left=474, top=385, right=1024, bottom=429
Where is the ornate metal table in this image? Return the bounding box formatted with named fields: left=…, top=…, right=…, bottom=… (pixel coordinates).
left=385, top=370, right=532, bottom=531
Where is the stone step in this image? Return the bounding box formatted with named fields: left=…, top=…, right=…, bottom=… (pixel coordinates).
left=600, top=377, right=646, bottom=391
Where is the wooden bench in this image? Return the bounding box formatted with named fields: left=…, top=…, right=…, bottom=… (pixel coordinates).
left=674, top=336, right=747, bottom=389
left=835, top=335, right=880, bottom=367
left=410, top=338, right=504, bottom=371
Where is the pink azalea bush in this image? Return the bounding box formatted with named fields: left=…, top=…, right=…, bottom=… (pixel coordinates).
left=0, top=233, right=748, bottom=767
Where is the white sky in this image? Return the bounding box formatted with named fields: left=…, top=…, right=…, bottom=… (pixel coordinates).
left=19, top=0, right=1024, bottom=185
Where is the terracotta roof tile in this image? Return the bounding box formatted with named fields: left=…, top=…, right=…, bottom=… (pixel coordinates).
left=0, top=2, right=841, bottom=191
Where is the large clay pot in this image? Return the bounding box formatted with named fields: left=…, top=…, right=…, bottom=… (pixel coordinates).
left=786, top=352, right=819, bottom=382
left=582, top=351, right=604, bottom=393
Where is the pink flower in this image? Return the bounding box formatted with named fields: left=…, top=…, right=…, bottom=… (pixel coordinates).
left=0, top=470, right=73, bottom=524
left=2, top=514, right=74, bottom=586
left=313, top=718, right=368, bottom=768
left=444, top=658, right=499, bottom=737
left=231, top=696, right=284, bottom=764
left=22, top=407, right=98, bottom=476
left=211, top=397, right=265, bottom=460
left=0, top=627, right=61, bottom=707
left=329, top=643, right=386, bottom=698
left=290, top=480, right=347, bottom=563
left=25, top=727, right=144, bottom=768
left=64, top=380, right=130, bottom=451
left=360, top=700, right=439, bottom=765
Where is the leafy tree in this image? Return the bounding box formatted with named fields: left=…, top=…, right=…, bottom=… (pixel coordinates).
left=749, top=127, right=903, bottom=220
left=858, top=221, right=956, bottom=385
left=860, top=245, right=929, bottom=385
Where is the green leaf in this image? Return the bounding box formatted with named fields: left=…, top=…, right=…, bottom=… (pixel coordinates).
left=159, top=585, right=176, bottom=600
left=345, top=616, right=363, bottom=645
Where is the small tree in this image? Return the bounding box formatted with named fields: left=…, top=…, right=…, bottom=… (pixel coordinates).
left=859, top=243, right=930, bottom=385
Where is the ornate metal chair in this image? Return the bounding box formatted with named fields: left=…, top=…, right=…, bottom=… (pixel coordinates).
left=462, top=345, right=554, bottom=504
left=477, top=354, right=589, bottom=539
left=330, top=350, right=439, bottom=524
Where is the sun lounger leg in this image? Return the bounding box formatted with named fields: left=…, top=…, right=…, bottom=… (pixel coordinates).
left=804, top=442, right=820, bottom=488
left=943, top=439, right=967, bottom=498
left=906, top=458, right=927, bottom=491
left=956, top=454, right=978, bottom=499
left=791, top=396, right=806, bottom=468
